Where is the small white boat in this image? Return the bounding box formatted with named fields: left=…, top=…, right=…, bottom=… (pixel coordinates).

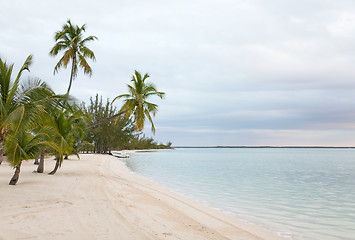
left=112, top=153, right=130, bottom=158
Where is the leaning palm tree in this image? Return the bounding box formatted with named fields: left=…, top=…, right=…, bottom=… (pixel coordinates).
left=47, top=106, right=86, bottom=175
left=0, top=55, right=31, bottom=164
left=49, top=19, right=97, bottom=95
left=4, top=112, right=52, bottom=185
left=32, top=92, right=72, bottom=173
left=0, top=55, right=57, bottom=165
left=112, top=70, right=165, bottom=134
left=5, top=131, right=50, bottom=185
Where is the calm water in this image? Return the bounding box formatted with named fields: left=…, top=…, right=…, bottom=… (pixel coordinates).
left=124, top=148, right=355, bottom=240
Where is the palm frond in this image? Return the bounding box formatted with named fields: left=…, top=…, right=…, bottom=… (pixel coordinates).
left=0, top=58, right=14, bottom=102
left=78, top=53, right=92, bottom=76
left=144, top=108, right=156, bottom=134
left=81, top=35, right=98, bottom=44
left=7, top=55, right=32, bottom=108
left=15, top=55, right=32, bottom=82
left=50, top=20, right=97, bottom=94
left=49, top=42, right=68, bottom=56
left=145, top=90, right=165, bottom=99
left=53, top=50, right=73, bottom=74
left=111, top=94, right=130, bottom=104
left=79, top=46, right=96, bottom=61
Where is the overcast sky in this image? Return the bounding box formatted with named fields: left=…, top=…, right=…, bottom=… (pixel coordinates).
left=2, top=0, right=355, bottom=146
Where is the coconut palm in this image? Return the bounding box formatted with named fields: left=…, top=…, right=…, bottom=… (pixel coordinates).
left=5, top=131, right=50, bottom=185
left=0, top=55, right=57, bottom=165
left=32, top=93, right=70, bottom=173
left=0, top=55, right=31, bottom=164
left=112, top=70, right=165, bottom=134
left=5, top=117, right=52, bottom=185
left=47, top=105, right=86, bottom=175
left=49, top=19, right=97, bottom=95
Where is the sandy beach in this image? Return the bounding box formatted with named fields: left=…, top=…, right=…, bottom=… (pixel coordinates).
left=0, top=154, right=282, bottom=240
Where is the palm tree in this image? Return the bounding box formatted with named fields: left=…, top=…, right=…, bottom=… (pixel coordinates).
left=0, top=55, right=31, bottom=164
left=112, top=70, right=165, bottom=134
left=4, top=93, right=54, bottom=184
left=0, top=55, right=57, bottom=165
left=5, top=128, right=50, bottom=185
left=47, top=105, right=86, bottom=175
left=49, top=19, right=97, bottom=95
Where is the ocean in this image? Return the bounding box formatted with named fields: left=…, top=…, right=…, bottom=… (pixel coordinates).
left=124, top=148, right=355, bottom=240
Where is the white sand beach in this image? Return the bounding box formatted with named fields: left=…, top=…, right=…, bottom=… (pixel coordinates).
left=0, top=154, right=282, bottom=240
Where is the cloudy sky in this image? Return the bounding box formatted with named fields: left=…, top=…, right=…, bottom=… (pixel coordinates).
left=2, top=0, right=355, bottom=146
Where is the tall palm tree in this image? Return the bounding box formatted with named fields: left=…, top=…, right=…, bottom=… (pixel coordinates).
left=112, top=70, right=165, bottom=134
left=49, top=19, right=97, bottom=95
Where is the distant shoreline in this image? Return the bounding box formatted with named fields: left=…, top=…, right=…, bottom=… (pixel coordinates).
left=174, top=146, right=355, bottom=149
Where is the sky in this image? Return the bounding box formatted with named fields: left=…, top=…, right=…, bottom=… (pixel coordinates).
left=2, top=0, right=355, bottom=146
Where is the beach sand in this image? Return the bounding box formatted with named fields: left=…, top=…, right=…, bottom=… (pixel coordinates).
left=0, top=154, right=282, bottom=240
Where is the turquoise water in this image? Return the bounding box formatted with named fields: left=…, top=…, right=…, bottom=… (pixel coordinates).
left=124, top=148, right=355, bottom=240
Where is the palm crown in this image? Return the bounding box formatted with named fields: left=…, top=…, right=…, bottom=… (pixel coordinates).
left=0, top=55, right=57, bottom=164
left=112, top=71, right=165, bottom=134
left=49, top=19, right=97, bottom=94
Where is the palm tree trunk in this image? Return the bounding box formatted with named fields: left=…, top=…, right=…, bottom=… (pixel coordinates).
left=34, top=152, right=40, bottom=165
left=66, top=54, right=76, bottom=95
left=0, top=146, right=3, bottom=165
left=0, top=131, right=6, bottom=165
left=9, top=161, right=22, bottom=185
left=37, top=149, right=45, bottom=173
left=49, top=153, right=60, bottom=175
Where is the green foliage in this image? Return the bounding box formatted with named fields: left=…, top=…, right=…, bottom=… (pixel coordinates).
left=112, top=70, right=165, bottom=134
left=49, top=19, right=97, bottom=94
left=82, top=94, right=135, bottom=153
left=5, top=128, right=51, bottom=167
left=123, top=134, right=172, bottom=150
left=0, top=55, right=60, bottom=166
left=43, top=101, right=87, bottom=164
left=0, top=55, right=34, bottom=137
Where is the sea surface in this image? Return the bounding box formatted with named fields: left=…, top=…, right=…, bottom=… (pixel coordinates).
left=123, top=148, right=355, bottom=240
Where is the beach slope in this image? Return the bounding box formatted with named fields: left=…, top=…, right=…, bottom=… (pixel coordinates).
left=0, top=154, right=281, bottom=240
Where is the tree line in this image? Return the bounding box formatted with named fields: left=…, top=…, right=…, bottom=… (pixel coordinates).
left=81, top=94, right=172, bottom=154
left=0, top=20, right=171, bottom=185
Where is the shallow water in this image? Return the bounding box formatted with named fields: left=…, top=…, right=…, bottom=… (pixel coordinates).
left=124, top=148, right=355, bottom=240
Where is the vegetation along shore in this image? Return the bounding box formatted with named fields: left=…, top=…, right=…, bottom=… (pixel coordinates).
left=0, top=19, right=281, bottom=240
left=0, top=19, right=170, bottom=185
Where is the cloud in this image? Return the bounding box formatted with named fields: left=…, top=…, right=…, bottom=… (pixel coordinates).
left=327, top=12, right=355, bottom=37
left=2, top=0, right=355, bottom=146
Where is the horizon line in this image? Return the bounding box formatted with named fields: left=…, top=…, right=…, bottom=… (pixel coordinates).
left=173, top=146, right=355, bottom=149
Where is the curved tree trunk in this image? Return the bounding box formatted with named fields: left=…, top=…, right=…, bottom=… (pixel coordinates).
left=66, top=54, right=76, bottom=95
left=34, top=152, right=40, bottom=165
left=9, top=161, right=22, bottom=185
left=49, top=153, right=60, bottom=175
left=0, top=147, right=3, bottom=165
left=0, top=131, right=6, bottom=165
left=37, top=149, right=45, bottom=173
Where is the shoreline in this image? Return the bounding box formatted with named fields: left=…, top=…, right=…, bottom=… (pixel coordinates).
left=117, top=150, right=289, bottom=239
left=0, top=154, right=283, bottom=240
